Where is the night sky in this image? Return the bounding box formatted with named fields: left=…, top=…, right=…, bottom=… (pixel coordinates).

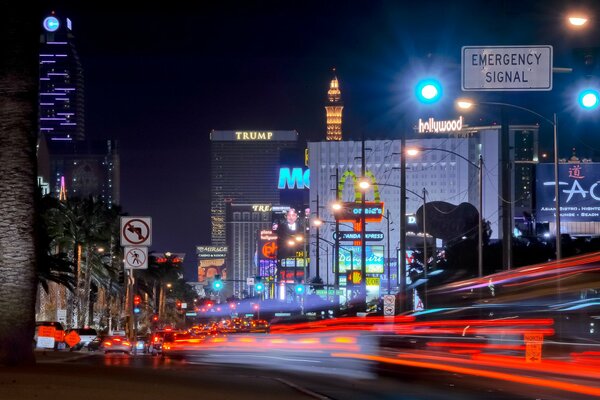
left=45, top=0, right=600, bottom=280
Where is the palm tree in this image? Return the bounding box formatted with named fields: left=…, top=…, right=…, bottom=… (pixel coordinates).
left=0, top=4, right=39, bottom=366
left=46, top=197, right=121, bottom=327
left=38, top=195, right=76, bottom=293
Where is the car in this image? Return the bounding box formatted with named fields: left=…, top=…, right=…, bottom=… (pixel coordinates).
left=135, top=335, right=150, bottom=353
left=87, top=335, right=105, bottom=352
left=34, top=321, right=66, bottom=350
left=101, top=335, right=132, bottom=354
left=66, top=328, right=98, bottom=351
left=149, top=329, right=176, bottom=356
left=249, top=319, right=270, bottom=333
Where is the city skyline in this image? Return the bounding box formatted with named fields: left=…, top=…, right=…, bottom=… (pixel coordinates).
left=44, top=1, right=600, bottom=280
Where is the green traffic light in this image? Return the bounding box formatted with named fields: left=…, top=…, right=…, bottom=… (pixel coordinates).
left=415, top=79, right=443, bottom=104
left=578, top=89, right=600, bottom=110
left=255, top=282, right=264, bottom=292
left=213, top=280, right=223, bottom=291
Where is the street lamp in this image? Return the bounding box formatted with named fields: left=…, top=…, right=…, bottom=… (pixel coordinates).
left=406, top=146, right=484, bottom=277
left=456, top=98, right=561, bottom=261
left=359, top=181, right=428, bottom=302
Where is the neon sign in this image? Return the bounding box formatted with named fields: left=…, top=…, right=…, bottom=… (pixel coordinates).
left=43, top=16, right=60, bottom=32
left=277, top=168, right=310, bottom=189
left=418, top=116, right=463, bottom=134
left=235, top=131, right=273, bottom=140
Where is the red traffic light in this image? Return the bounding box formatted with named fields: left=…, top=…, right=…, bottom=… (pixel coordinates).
left=133, top=295, right=142, bottom=306
left=152, top=314, right=159, bottom=322
left=176, top=300, right=182, bottom=309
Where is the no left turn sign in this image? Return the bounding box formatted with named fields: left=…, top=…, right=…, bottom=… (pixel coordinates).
left=121, top=217, right=152, bottom=246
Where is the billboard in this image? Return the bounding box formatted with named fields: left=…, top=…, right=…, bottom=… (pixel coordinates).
left=274, top=206, right=308, bottom=260
left=338, top=245, right=384, bottom=274
left=536, top=163, right=600, bottom=222
left=197, top=245, right=228, bottom=285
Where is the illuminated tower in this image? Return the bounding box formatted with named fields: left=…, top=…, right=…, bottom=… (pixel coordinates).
left=39, top=12, right=84, bottom=141
left=325, top=70, right=343, bottom=141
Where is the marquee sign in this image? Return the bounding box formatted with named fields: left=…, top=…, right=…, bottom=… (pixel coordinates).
left=332, top=201, right=385, bottom=223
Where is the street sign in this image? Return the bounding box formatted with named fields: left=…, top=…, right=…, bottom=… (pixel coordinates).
left=315, top=289, right=344, bottom=296
left=124, top=246, right=148, bottom=269
left=333, top=231, right=384, bottom=242
left=383, top=295, right=395, bottom=317
left=64, top=331, right=80, bottom=348
left=120, top=217, right=152, bottom=246
left=181, top=303, right=188, bottom=309
left=57, top=309, right=67, bottom=324
left=462, top=45, right=553, bottom=91
left=246, top=277, right=255, bottom=286
left=524, top=331, right=544, bottom=363
left=37, top=326, right=56, bottom=349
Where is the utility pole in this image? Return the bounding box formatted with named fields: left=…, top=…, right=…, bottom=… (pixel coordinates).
left=399, top=134, right=407, bottom=312
left=316, top=194, right=320, bottom=279
left=360, top=136, right=367, bottom=307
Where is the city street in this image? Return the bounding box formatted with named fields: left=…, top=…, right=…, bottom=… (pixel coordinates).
left=7, top=334, right=598, bottom=400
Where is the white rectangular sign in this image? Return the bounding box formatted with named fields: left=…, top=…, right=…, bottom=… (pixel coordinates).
left=462, top=45, right=553, bottom=91
left=124, top=246, right=148, bottom=270
left=36, top=336, right=55, bottom=349
left=246, top=277, right=255, bottom=286
left=120, top=217, right=152, bottom=246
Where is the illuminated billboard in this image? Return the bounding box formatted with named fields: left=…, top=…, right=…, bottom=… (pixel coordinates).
left=277, top=168, right=310, bottom=189
left=536, top=163, right=600, bottom=222
left=338, top=245, right=384, bottom=274
left=197, top=245, right=228, bottom=284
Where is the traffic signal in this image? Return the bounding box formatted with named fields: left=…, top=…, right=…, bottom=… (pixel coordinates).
left=133, top=307, right=140, bottom=314
left=152, top=314, right=159, bottom=322
left=573, top=48, right=599, bottom=78
left=133, top=295, right=141, bottom=306
left=295, top=284, right=305, bottom=295
left=415, top=78, right=443, bottom=104
left=176, top=300, right=182, bottom=310
left=578, top=89, right=600, bottom=110
left=212, top=274, right=223, bottom=291
left=255, top=277, right=264, bottom=293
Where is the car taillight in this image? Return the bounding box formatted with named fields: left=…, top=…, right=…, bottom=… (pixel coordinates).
left=104, top=342, right=112, bottom=346
left=123, top=342, right=131, bottom=346
left=114, top=338, right=121, bottom=342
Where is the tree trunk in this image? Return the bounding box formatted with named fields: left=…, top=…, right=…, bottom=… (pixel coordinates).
left=0, top=4, right=39, bottom=366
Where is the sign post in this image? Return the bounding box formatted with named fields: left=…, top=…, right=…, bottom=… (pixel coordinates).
left=120, top=217, right=152, bottom=344
left=462, top=45, right=553, bottom=91
left=383, top=294, right=395, bottom=317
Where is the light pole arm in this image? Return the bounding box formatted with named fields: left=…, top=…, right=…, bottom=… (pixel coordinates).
left=414, top=147, right=480, bottom=170
left=477, top=101, right=555, bottom=127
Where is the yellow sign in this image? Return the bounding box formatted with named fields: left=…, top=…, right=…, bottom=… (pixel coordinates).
left=252, top=204, right=272, bottom=212
left=524, top=331, right=544, bottom=363
left=305, top=148, right=309, bottom=167
left=235, top=131, right=273, bottom=140
left=366, top=277, right=380, bottom=287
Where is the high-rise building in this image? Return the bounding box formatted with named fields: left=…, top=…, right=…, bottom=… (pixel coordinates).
left=209, top=130, right=298, bottom=245
left=325, top=70, right=343, bottom=141
left=38, top=138, right=121, bottom=206
left=39, top=12, right=84, bottom=141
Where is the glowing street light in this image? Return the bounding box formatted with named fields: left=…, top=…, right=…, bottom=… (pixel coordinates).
left=578, top=89, right=600, bottom=109
left=568, top=15, right=589, bottom=27
left=331, top=202, right=342, bottom=211
left=358, top=179, right=370, bottom=190
left=415, top=79, right=443, bottom=104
